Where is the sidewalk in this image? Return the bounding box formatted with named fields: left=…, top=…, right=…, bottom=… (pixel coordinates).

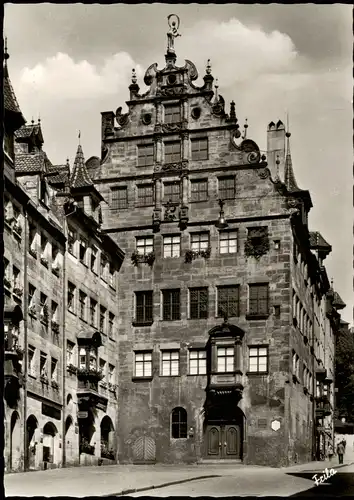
left=284, top=454, right=354, bottom=474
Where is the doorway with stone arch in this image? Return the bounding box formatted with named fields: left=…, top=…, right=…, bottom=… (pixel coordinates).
left=100, top=416, right=115, bottom=460
left=9, top=411, right=21, bottom=471
left=26, top=415, right=38, bottom=470
left=43, top=421, right=58, bottom=468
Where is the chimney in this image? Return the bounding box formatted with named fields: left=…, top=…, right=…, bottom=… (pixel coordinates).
left=267, top=120, right=286, bottom=180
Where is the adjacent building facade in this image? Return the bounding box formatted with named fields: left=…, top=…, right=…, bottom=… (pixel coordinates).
left=3, top=44, right=124, bottom=472
left=3, top=19, right=347, bottom=471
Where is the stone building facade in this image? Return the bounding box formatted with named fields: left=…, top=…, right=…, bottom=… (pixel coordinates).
left=3, top=44, right=124, bottom=472
left=94, top=24, right=346, bottom=467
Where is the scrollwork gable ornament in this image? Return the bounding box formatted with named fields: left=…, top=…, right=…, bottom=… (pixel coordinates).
left=116, top=107, right=129, bottom=127
left=257, top=168, right=270, bottom=180
left=231, top=134, right=261, bottom=165
left=144, top=63, right=158, bottom=86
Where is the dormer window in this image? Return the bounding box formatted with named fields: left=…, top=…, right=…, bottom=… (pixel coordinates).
left=164, top=104, right=181, bottom=124
left=40, top=179, right=48, bottom=206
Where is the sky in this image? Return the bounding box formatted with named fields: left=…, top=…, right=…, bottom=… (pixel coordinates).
left=4, top=4, right=353, bottom=324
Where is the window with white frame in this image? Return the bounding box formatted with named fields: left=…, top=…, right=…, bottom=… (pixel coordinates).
left=219, top=230, right=238, bottom=254
left=99, top=358, right=107, bottom=383
left=51, top=357, right=58, bottom=381
left=100, top=306, right=106, bottom=334
left=12, top=265, right=20, bottom=289
left=40, top=233, right=48, bottom=259
left=163, top=235, right=180, bottom=258
left=40, top=351, right=48, bottom=377
left=108, top=261, right=115, bottom=288
left=90, top=246, right=97, bottom=273
left=68, top=226, right=76, bottom=256
left=100, top=253, right=107, bottom=278
left=79, top=238, right=87, bottom=265
left=40, top=292, right=48, bottom=324
left=79, top=348, right=86, bottom=369
left=134, top=351, right=152, bottom=377
left=79, top=290, right=87, bottom=321
left=161, top=350, right=179, bottom=376
left=136, top=236, right=153, bottom=255
left=28, top=283, right=36, bottom=307
left=89, top=347, right=97, bottom=370
left=189, top=350, right=206, bottom=375
left=217, top=347, right=234, bottom=373
left=67, top=282, right=76, bottom=313
left=28, top=345, right=36, bottom=375
left=89, top=298, right=97, bottom=327
left=190, top=232, right=209, bottom=252
left=108, top=312, right=115, bottom=339
left=66, top=341, right=75, bottom=367
left=51, top=300, right=58, bottom=322
left=249, top=346, right=268, bottom=373
left=108, top=364, right=115, bottom=385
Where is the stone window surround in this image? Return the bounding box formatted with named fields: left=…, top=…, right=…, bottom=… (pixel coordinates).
left=247, top=345, right=269, bottom=374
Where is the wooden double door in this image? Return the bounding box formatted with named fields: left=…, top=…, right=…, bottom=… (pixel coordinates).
left=206, top=424, right=241, bottom=459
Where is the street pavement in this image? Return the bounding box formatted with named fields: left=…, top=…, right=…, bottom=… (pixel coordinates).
left=4, top=456, right=354, bottom=498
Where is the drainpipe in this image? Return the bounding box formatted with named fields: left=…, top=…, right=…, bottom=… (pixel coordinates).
left=61, top=226, right=67, bottom=467
left=23, top=209, right=29, bottom=471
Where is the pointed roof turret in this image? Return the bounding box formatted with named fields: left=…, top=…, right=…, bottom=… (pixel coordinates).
left=70, top=142, right=93, bottom=189
left=284, top=130, right=301, bottom=192
left=3, top=38, right=25, bottom=128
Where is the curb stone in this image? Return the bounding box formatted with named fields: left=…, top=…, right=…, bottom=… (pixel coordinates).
left=105, top=474, right=221, bottom=496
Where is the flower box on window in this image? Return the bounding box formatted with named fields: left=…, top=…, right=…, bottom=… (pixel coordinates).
left=80, top=439, right=95, bottom=455
left=244, top=228, right=270, bottom=259
left=29, top=248, right=37, bottom=259
left=131, top=251, right=155, bottom=267
left=101, top=443, right=115, bottom=460
left=51, top=320, right=60, bottom=334
left=52, top=264, right=61, bottom=277
left=67, top=364, right=78, bottom=375
left=13, top=286, right=23, bottom=297
left=184, top=247, right=211, bottom=263
left=51, top=380, right=59, bottom=390
left=4, top=277, right=11, bottom=289
left=13, top=222, right=22, bottom=236
left=28, top=305, right=37, bottom=318
left=77, top=367, right=104, bottom=381
left=40, top=256, right=49, bottom=268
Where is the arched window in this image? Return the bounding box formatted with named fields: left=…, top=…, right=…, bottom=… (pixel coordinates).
left=171, top=407, right=187, bottom=439
left=79, top=348, right=86, bottom=369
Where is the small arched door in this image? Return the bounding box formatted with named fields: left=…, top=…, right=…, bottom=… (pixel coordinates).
left=43, top=422, right=58, bottom=465
left=100, top=416, right=115, bottom=459
left=9, top=411, right=20, bottom=470
left=26, top=415, right=38, bottom=470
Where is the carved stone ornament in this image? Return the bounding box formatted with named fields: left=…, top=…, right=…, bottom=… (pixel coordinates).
left=142, top=112, right=152, bottom=125
left=144, top=63, right=158, bottom=86
left=162, top=122, right=182, bottom=133
left=156, top=85, right=187, bottom=97
left=183, top=59, right=198, bottom=81
left=116, top=107, right=129, bottom=127
left=162, top=160, right=188, bottom=172
left=287, top=198, right=302, bottom=210
left=164, top=203, right=178, bottom=221
left=258, top=168, right=270, bottom=179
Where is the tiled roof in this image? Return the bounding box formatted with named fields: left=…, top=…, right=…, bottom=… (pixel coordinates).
left=4, top=61, right=25, bottom=126
left=15, top=151, right=52, bottom=173
left=309, top=231, right=331, bottom=250
left=49, top=165, right=70, bottom=185
left=15, top=123, right=43, bottom=141
left=333, top=291, right=346, bottom=310
left=70, top=144, right=93, bottom=189
left=284, top=137, right=301, bottom=192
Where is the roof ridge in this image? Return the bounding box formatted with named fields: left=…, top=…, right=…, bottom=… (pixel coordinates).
left=70, top=144, right=94, bottom=189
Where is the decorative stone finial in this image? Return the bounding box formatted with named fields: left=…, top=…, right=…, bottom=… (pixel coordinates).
left=78, top=130, right=81, bottom=145
left=242, top=118, right=248, bottom=139
left=131, top=68, right=137, bottom=84
left=206, top=59, right=211, bottom=75
left=167, top=14, right=181, bottom=54
left=31, top=118, right=34, bottom=125
left=4, top=36, right=9, bottom=61
left=229, top=100, right=236, bottom=121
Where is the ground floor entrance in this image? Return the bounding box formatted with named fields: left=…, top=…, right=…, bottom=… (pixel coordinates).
left=205, top=424, right=241, bottom=459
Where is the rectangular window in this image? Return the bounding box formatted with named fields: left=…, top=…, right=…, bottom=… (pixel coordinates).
left=164, top=104, right=181, bottom=124
left=100, top=306, right=106, bottom=333
left=51, top=300, right=58, bottom=322
left=40, top=233, right=48, bottom=257
left=40, top=351, right=48, bottom=376
left=191, top=138, right=208, bottom=161
left=163, top=181, right=180, bottom=204
left=137, top=144, right=154, bottom=167
left=51, top=358, right=58, bottom=381
left=108, top=261, right=115, bottom=288
left=137, top=184, right=154, bottom=207
left=108, top=312, right=115, bottom=339
left=29, top=283, right=36, bottom=306
left=108, top=364, right=115, bottom=384
left=248, top=284, right=269, bottom=316
left=135, top=291, right=153, bottom=324
left=217, top=347, right=234, bottom=373
left=89, top=347, right=97, bottom=370
left=100, top=254, right=107, bottom=278
left=90, top=298, right=97, bottom=326
left=99, top=358, right=106, bottom=382
left=189, top=350, right=207, bottom=375
left=191, top=232, right=209, bottom=252
left=189, top=287, right=208, bottom=319
left=28, top=345, right=36, bottom=375
left=163, top=235, right=181, bottom=258
left=79, top=290, right=87, bottom=320
left=4, top=258, right=9, bottom=283
left=90, top=247, right=97, bottom=273
left=249, top=346, right=268, bottom=373
left=136, top=236, right=154, bottom=255
left=190, top=179, right=208, bottom=202
left=79, top=347, right=87, bottom=369
left=161, top=350, right=179, bottom=376
left=28, top=222, right=37, bottom=253
left=52, top=243, right=59, bottom=264
left=12, top=266, right=20, bottom=288
left=218, top=176, right=236, bottom=200
left=111, top=186, right=128, bottom=209
left=135, top=351, right=152, bottom=377
left=217, top=285, right=240, bottom=318
left=66, top=341, right=74, bottom=366
left=67, top=282, right=76, bottom=313
left=162, top=289, right=181, bottom=321
left=219, top=230, right=238, bottom=254
left=68, top=227, right=75, bottom=255
left=79, top=238, right=87, bottom=264
left=164, top=141, right=181, bottom=163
